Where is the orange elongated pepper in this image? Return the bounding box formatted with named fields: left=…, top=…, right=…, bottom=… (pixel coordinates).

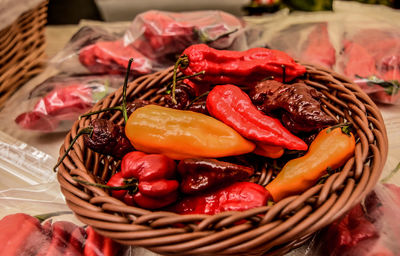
left=125, top=105, right=255, bottom=160
left=266, top=126, right=356, bottom=202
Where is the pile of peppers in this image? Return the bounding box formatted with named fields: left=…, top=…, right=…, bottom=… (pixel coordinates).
left=57, top=45, right=356, bottom=217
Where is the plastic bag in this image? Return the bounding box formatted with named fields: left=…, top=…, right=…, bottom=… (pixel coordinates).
left=123, top=10, right=247, bottom=68
left=3, top=75, right=122, bottom=133
left=265, top=22, right=336, bottom=68
left=50, top=25, right=151, bottom=76
left=337, top=26, right=400, bottom=105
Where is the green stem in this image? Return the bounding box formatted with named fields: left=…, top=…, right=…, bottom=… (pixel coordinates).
left=326, top=122, right=352, bottom=136
left=122, top=58, right=134, bottom=123
left=199, top=28, right=239, bottom=44
left=281, top=64, right=286, bottom=83
left=166, top=71, right=206, bottom=93
left=73, top=177, right=138, bottom=193
left=381, top=162, right=400, bottom=183
left=171, top=55, right=189, bottom=104
left=79, top=106, right=123, bottom=119
left=185, top=91, right=209, bottom=109
left=53, top=127, right=94, bottom=172
left=34, top=211, right=72, bottom=223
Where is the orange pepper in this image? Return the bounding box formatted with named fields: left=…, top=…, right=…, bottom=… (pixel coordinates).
left=254, top=143, right=284, bottom=159
left=125, top=105, right=255, bottom=160
left=266, top=126, right=356, bottom=202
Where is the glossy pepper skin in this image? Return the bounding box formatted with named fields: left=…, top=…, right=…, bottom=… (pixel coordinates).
left=84, top=226, right=121, bottom=256
left=179, top=44, right=306, bottom=85
left=266, top=127, right=356, bottom=201
left=106, top=151, right=179, bottom=209
left=84, top=119, right=134, bottom=159
left=171, top=182, right=271, bottom=215
left=206, top=84, right=308, bottom=151
left=125, top=105, right=255, bottom=160
left=178, top=158, right=254, bottom=195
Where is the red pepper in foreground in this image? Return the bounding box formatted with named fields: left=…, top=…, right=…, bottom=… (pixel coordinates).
left=179, top=44, right=306, bottom=86
left=0, top=213, right=46, bottom=256
left=206, top=84, right=308, bottom=151
left=106, top=151, right=179, bottom=209
left=178, top=158, right=254, bottom=195
left=170, top=182, right=270, bottom=215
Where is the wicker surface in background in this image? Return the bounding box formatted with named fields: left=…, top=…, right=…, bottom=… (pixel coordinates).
left=57, top=64, right=388, bottom=256
left=0, top=1, right=48, bottom=108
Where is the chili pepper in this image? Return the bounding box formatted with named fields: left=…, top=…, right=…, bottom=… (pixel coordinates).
left=64, top=226, right=86, bottom=256
left=0, top=213, right=45, bottom=255
left=164, top=83, right=196, bottom=110
left=79, top=40, right=152, bottom=75
left=206, top=84, right=308, bottom=151
left=91, top=151, right=179, bottom=209
left=178, top=44, right=306, bottom=86
left=171, top=182, right=271, bottom=215
left=300, top=23, right=336, bottom=68
left=253, top=143, right=284, bottom=159
left=178, top=158, right=254, bottom=195
left=343, top=41, right=377, bottom=79
left=15, top=111, right=60, bottom=132
left=36, top=221, right=78, bottom=256
left=125, top=104, right=255, bottom=160
left=266, top=126, right=356, bottom=201
left=102, top=233, right=121, bottom=256
left=84, top=226, right=103, bottom=256
left=325, top=203, right=379, bottom=255
left=250, top=80, right=337, bottom=133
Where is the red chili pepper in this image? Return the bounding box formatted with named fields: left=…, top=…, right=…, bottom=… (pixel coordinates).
left=206, top=84, right=308, bottom=151
left=84, top=226, right=103, bottom=256
left=178, top=158, right=254, bottom=195
left=179, top=44, right=306, bottom=86
left=104, top=151, right=179, bottom=209
left=64, top=226, right=86, bottom=256
left=36, top=221, right=78, bottom=256
left=171, top=182, right=271, bottom=215
left=79, top=40, right=152, bottom=75
left=0, top=213, right=45, bottom=255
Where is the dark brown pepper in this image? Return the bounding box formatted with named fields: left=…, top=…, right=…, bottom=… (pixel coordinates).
left=178, top=158, right=254, bottom=195
left=126, top=99, right=151, bottom=116
left=84, top=119, right=134, bottom=159
left=250, top=80, right=337, bottom=133
left=164, top=83, right=196, bottom=110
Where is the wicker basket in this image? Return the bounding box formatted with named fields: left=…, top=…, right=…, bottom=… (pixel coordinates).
left=0, top=1, right=48, bottom=108
left=57, top=64, right=388, bottom=256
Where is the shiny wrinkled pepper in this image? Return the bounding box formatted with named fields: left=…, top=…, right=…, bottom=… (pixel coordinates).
left=106, top=151, right=179, bottom=209
left=125, top=105, right=255, bottom=160
left=266, top=126, right=356, bottom=201
left=171, top=182, right=271, bottom=215
left=178, top=158, right=254, bottom=194
left=178, top=44, right=306, bottom=86
left=206, top=84, right=308, bottom=151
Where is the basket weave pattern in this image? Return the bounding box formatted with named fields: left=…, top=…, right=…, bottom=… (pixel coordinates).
left=0, top=1, right=48, bottom=108
left=57, top=64, right=388, bottom=256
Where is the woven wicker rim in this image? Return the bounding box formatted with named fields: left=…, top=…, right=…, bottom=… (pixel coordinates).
left=0, top=1, right=47, bottom=108
left=57, top=64, right=388, bottom=256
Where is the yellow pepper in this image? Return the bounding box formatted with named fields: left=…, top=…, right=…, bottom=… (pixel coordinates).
left=125, top=105, right=255, bottom=160
left=266, top=126, right=356, bottom=202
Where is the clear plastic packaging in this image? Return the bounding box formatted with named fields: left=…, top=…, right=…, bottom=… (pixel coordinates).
left=0, top=75, right=122, bottom=133
left=123, top=10, right=247, bottom=68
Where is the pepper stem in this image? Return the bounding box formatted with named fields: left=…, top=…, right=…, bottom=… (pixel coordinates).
left=122, top=58, right=134, bottom=123
left=34, top=211, right=72, bottom=223
left=78, top=58, right=133, bottom=123
left=53, top=127, right=94, bottom=172
left=326, top=122, right=352, bottom=136
left=171, top=55, right=189, bottom=104
left=198, top=28, right=239, bottom=44
left=281, top=64, right=286, bottom=83
left=73, top=177, right=138, bottom=193
left=185, top=91, right=209, bottom=109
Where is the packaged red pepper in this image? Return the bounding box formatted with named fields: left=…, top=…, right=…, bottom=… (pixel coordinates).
left=337, top=26, right=400, bottom=105
left=9, top=75, right=122, bottom=132
left=123, top=10, right=246, bottom=66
